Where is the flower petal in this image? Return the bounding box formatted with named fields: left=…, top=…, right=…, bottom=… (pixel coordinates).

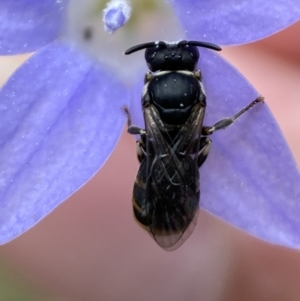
left=130, top=50, right=300, bottom=248
left=0, top=0, right=68, bottom=55
left=199, top=50, right=300, bottom=248
left=170, top=0, right=300, bottom=45
left=0, top=40, right=129, bottom=244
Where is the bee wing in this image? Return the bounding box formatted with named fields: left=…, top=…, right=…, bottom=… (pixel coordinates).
left=144, top=103, right=205, bottom=182
left=143, top=103, right=205, bottom=250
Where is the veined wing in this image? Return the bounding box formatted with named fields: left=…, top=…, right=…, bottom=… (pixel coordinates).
left=141, top=103, right=205, bottom=250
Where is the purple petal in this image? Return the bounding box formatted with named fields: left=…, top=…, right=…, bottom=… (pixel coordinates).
left=0, top=40, right=129, bottom=244
left=130, top=50, right=300, bottom=248
left=0, top=0, right=68, bottom=55
left=200, top=50, right=300, bottom=248
left=170, top=0, right=300, bottom=45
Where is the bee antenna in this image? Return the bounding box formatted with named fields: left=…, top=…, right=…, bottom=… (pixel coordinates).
left=186, top=41, right=222, bottom=51
left=124, top=41, right=167, bottom=55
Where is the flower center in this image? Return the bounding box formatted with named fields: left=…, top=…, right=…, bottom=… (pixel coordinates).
left=66, top=0, right=184, bottom=83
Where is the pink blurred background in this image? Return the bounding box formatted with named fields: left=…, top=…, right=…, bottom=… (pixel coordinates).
left=0, top=22, right=299, bottom=301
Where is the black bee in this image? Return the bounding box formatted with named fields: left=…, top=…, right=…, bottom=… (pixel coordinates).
left=123, top=40, right=263, bottom=251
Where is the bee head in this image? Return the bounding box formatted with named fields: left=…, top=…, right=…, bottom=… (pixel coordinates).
left=125, top=40, right=222, bottom=72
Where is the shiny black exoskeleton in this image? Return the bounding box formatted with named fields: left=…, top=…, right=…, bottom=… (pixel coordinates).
left=126, top=40, right=221, bottom=125
left=124, top=40, right=263, bottom=251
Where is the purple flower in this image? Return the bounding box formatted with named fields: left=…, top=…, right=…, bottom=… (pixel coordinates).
left=0, top=0, right=299, bottom=246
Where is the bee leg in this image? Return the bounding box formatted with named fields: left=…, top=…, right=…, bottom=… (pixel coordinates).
left=128, top=126, right=146, bottom=136
left=122, top=105, right=146, bottom=136
left=122, top=105, right=147, bottom=162
left=202, top=95, right=264, bottom=135
left=197, top=137, right=212, bottom=167
left=136, top=139, right=146, bottom=163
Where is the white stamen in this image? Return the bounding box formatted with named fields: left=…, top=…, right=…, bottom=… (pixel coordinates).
left=103, top=0, right=131, bottom=33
